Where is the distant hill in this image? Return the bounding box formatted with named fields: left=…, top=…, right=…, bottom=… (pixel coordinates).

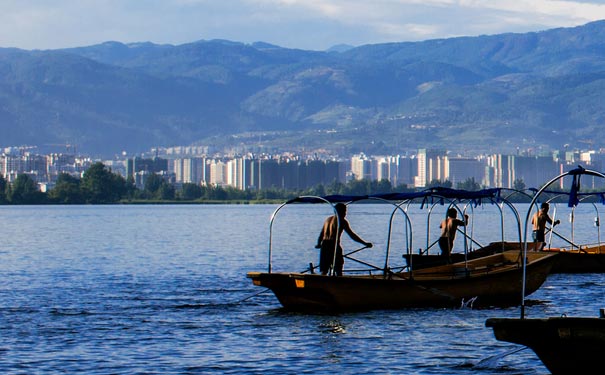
left=326, top=44, right=356, bottom=53
left=1, top=21, right=605, bottom=157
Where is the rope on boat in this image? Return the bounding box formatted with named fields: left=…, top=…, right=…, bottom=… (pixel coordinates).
left=235, top=262, right=320, bottom=305
left=236, top=288, right=271, bottom=304
left=475, top=346, right=528, bottom=367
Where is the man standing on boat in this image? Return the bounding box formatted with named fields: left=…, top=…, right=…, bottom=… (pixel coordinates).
left=315, top=203, right=372, bottom=276
left=531, top=202, right=560, bottom=251
left=438, top=208, right=469, bottom=263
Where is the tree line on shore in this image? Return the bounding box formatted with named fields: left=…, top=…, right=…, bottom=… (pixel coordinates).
left=0, top=162, right=528, bottom=205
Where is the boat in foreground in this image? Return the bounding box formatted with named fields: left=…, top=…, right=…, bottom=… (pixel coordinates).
left=485, top=167, right=605, bottom=374
left=248, top=188, right=557, bottom=312
left=486, top=311, right=605, bottom=375
left=248, top=250, right=557, bottom=312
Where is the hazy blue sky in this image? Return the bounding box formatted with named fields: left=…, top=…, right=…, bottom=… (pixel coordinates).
left=2, top=0, right=605, bottom=50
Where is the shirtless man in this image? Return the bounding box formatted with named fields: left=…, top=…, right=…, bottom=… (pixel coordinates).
left=315, top=203, right=372, bottom=276
left=438, top=208, right=469, bottom=262
left=532, top=202, right=560, bottom=251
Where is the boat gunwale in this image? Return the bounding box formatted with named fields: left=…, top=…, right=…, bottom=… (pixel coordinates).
left=247, top=250, right=559, bottom=282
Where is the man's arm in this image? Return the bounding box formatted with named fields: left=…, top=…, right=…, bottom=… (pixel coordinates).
left=343, top=220, right=372, bottom=247
left=456, top=217, right=468, bottom=226
left=548, top=215, right=561, bottom=226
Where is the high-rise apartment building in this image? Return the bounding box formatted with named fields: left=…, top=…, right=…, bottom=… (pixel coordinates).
left=445, top=157, right=485, bottom=186
left=415, top=149, right=446, bottom=187
left=351, top=153, right=372, bottom=180
left=173, top=157, right=206, bottom=184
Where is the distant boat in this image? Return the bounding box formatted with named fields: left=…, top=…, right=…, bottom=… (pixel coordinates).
left=543, top=244, right=605, bottom=273
left=401, top=187, right=531, bottom=271
left=406, top=174, right=605, bottom=274
left=247, top=188, right=557, bottom=312
left=405, top=241, right=605, bottom=273
left=534, top=173, right=605, bottom=273
left=403, top=241, right=520, bottom=269
left=485, top=166, right=605, bottom=374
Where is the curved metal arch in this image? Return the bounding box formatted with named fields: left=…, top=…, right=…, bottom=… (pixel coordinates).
left=421, top=193, right=522, bottom=257
left=571, top=195, right=602, bottom=250
left=500, top=188, right=534, bottom=203
left=269, top=195, right=415, bottom=277
left=267, top=195, right=337, bottom=274
left=345, top=196, right=414, bottom=276
left=520, top=167, right=605, bottom=318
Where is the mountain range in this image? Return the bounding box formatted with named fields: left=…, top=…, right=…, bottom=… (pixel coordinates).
left=2, top=20, right=605, bottom=157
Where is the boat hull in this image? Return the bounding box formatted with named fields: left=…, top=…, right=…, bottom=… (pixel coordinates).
left=543, top=245, right=605, bottom=273
left=407, top=242, right=605, bottom=274
left=486, top=316, right=605, bottom=375
left=248, top=251, right=558, bottom=312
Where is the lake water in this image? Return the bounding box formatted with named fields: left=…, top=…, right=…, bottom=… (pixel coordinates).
left=0, top=203, right=603, bottom=374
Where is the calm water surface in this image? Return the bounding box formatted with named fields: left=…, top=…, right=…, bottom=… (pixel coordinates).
left=0, top=204, right=603, bottom=374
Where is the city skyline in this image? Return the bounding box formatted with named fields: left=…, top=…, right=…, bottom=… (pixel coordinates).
left=3, top=143, right=605, bottom=193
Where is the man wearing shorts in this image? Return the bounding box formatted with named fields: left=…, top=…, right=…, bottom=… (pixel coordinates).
left=531, top=202, right=560, bottom=251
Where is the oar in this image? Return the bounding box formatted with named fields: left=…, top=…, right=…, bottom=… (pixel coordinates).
left=475, top=346, right=528, bottom=367
left=344, top=255, right=383, bottom=271
left=425, top=238, right=440, bottom=253
left=344, top=245, right=405, bottom=275
left=546, top=224, right=581, bottom=248
left=344, top=245, right=370, bottom=258
left=456, top=227, right=485, bottom=250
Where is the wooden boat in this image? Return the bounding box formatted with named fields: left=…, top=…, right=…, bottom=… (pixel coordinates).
left=247, top=188, right=558, bottom=312
left=485, top=311, right=605, bottom=375
left=401, top=187, right=531, bottom=271
left=248, top=250, right=557, bottom=312
left=408, top=242, right=605, bottom=273
left=542, top=244, right=605, bottom=273
left=408, top=243, right=605, bottom=273
left=485, top=167, right=605, bottom=374
left=529, top=175, right=605, bottom=272
left=408, top=178, right=605, bottom=274
left=403, top=241, right=521, bottom=270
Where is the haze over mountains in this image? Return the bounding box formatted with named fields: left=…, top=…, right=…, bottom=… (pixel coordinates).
left=1, top=21, right=605, bottom=157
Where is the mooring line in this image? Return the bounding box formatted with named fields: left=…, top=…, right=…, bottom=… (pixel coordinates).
left=475, top=346, right=528, bottom=367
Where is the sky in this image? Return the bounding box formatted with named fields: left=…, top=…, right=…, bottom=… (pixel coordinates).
left=2, top=0, right=605, bottom=51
